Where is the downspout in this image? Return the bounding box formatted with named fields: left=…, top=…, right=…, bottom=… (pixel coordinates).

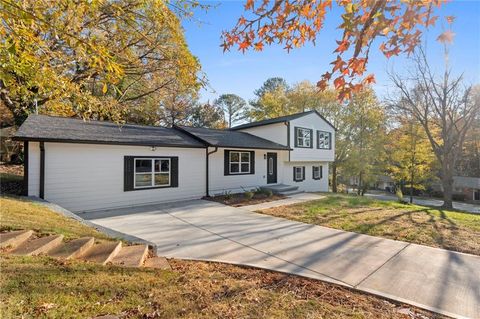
left=206, top=146, right=218, bottom=197
left=284, top=121, right=291, bottom=162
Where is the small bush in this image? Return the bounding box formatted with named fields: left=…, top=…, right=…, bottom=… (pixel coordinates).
left=244, top=191, right=254, bottom=199
left=223, top=190, right=232, bottom=200
left=264, top=189, right=273, bottom=197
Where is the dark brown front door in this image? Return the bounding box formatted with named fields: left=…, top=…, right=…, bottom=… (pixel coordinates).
left=267, top=153, right=277, bottom=184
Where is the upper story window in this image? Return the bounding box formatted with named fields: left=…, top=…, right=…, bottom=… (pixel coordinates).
left=134, top=158, right=170, bottom=188
left=317, top=131, right=331, bottom=149
left=224, top=150, right=255, bottom=175
left=295, top=127, right=313, bottom=148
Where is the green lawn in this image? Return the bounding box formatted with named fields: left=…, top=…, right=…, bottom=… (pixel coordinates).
left=259, top=194, right=480, bottom=255
left=0, top=196, right=109, bottom=240
left=0, top=196, right=442, bottom=318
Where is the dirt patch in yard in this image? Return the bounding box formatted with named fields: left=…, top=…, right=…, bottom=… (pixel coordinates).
left=259, top=195, right=480, bottom=256
left=206, top=193, right=286, bottom=207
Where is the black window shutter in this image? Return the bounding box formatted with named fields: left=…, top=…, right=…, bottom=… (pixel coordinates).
left=250, top=151, right=255, bottom=174
left=309, top=129, right=313, bottom=148
left=124, top=156, right=134, bottom=191
left=224, top=150, right=230, bottom=176
left=302, top=166, right=306, bottom=180
left=294, top=127, right=298, bottom=147
left=320, top=165, right=323, bottom=179
left=329, top=133, right=332, bottom=149
left=293, top=167, right=297, bottom=181
left=171, top=157, right=179, bottom=187
left=312, top=166, right=315, bottom=179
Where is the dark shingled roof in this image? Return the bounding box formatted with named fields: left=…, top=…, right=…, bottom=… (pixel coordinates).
left=14, top=115, right=205, bottom=148
left=176, top=126, right=290, bottom=150
left=231, top=110, right=336, bottom=131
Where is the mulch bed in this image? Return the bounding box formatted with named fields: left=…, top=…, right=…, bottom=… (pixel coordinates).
left=206, top=193, right=286, bottom=207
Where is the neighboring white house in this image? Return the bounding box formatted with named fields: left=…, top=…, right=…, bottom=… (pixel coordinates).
left=14, top=111, right=336, bottom=212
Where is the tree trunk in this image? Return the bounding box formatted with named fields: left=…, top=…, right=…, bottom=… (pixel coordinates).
left=441, top=171, right=454, bottom=209
left=332, top=162, right=338, bottom=193
left=357, top=172, right=363, bottom=196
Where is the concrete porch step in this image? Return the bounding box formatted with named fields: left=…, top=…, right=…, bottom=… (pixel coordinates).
left=81, top=241, right=122, bottom=265
left=278, top=190, right=304, bottom=196
left=261, top=184, right=299, bottom=194
left=0, top=230, right=33, bottom=249
left=11, top=234, right=64, bottom=256
left=47, top=237, right=95, bottom=259
left=111, top=244, right=149, bottom=267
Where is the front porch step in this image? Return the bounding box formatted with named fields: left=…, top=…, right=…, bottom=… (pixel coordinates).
left=47, top=237, right=95, bottom=259
left=82, top=241, right=122, bottom=265
left=278, top=190, right=304, bottom=196
left=11, top=235, right=64, bottom=256
left=111, top=244, right=149, bottom=268
left=0, top=230, right=33, bottom=249
left=261, top=184, right=299, bottom=194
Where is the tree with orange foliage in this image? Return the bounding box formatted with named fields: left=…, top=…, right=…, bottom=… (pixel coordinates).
left=222, top=0, right=449, bottom=100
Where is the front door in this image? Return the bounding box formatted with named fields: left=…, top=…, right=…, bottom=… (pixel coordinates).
left=267, top=153, right=277, bottom=184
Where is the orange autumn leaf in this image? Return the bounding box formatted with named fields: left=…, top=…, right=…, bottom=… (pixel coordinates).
left=222, top=0, right=449, bottom=100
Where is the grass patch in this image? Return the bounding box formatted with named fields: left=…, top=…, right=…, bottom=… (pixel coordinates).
left=0, top=172, right=23, bottom=182
left=0, top=255, right=442, bottom=319
left=260, top=194, right=480, bottom=255
left=0, top=196, right=109, bottom=240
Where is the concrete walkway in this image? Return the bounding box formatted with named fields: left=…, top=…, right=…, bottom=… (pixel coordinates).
left=82, top=200, right=480, bottom=319
left=241, top=193, right=324, bottom=211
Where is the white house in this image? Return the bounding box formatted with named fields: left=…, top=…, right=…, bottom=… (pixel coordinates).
left=14, top=111, right=335, bottom=212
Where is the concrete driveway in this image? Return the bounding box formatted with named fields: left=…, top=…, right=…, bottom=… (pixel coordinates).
left=82, top=200, right=480, bottom=319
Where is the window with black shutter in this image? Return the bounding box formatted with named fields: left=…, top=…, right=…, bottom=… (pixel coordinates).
left=224, top=150, right=255, bottom=175
left=293, top=166, right=305, bottom=182
left=124, top=156, right=178, bottom=191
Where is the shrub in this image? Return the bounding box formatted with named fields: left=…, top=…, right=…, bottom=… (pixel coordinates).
left=223, top=190, right=232, bottom=200
left=264, top=189, right=273, bottom=197
left=244, top=191, right=254, bottom=199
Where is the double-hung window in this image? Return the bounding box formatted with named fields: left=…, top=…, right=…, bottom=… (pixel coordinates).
left=229, top=151, right=251, bottom=174
left=293, top=166, right=305, bottom=182
left=317, top=131, right=331, bottom=149
left=295, top=127, right=312, bottom=148
left=134, top=158, right=170, bottom=188
left=312, top=166, right=322, bottom=180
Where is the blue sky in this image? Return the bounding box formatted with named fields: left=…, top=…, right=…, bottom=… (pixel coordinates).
left=183, top=1, right=480, bottom=102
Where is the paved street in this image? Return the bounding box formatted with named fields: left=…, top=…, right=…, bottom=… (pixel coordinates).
left=364, top=192, right=479, bottom=214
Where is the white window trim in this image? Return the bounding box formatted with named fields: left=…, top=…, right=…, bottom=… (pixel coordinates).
left=317, top=130, right=331, bottom=149
left=229, top=151, right=251, bottom=174
left=296, top=127, right=312, bottom=148
left=134, top=158, right=171, bottom=189
left=294, top=166, right=304, bottom=181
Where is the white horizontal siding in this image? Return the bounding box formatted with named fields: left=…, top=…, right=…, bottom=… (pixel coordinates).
left=282, top=162, right=329, bottom=192
left=238, top=122, right=288, bottom=146
left=42, top=143, right=206, bottom=212
left=290, top=113, right=335, bottom=162
left=28, top=142, right=40, bottom=197
left=208, top=147, right=289, bottom=195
